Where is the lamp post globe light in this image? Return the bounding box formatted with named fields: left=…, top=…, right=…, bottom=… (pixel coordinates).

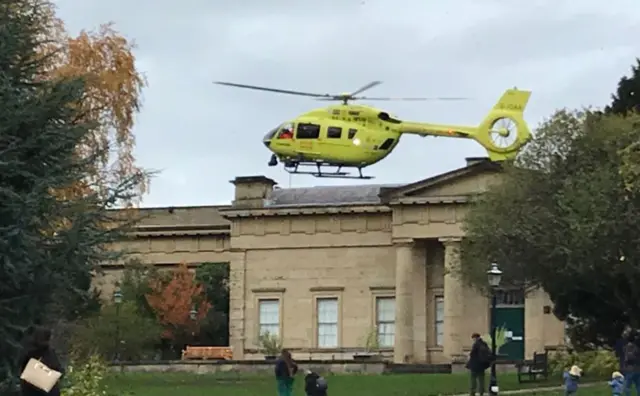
left=487, top=263, right=502, bottom=396
left=113, top=285, right=123, bottom=363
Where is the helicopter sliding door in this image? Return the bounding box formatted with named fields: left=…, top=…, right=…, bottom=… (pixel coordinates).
left=319, top=125, right=352, bottom=162
left=295, top=123, right=322, bottom=157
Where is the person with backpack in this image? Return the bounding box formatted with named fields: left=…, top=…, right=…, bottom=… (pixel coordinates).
left=623, top=332, right=640, bottom=396
left=466, top=333, right=492, bottom=396
left=304, top=369, right=328, bottom=396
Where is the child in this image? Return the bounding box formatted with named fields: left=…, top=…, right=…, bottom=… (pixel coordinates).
left=609, top=371, right=624, bottom=396
left=304, top=369, right=328, bottom=396
left=563, top=365, right=582, bottom=396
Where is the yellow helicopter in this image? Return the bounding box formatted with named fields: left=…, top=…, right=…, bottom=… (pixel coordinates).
left=215, top=81, right=532, bottom=179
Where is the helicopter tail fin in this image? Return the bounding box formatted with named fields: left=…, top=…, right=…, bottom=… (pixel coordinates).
left=491, top=88, right=531, bottom=113
left=475, top=89, right=533, bottom=161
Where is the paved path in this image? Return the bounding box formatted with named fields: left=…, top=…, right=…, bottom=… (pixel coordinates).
left=449, top=381, right=603, bottom=396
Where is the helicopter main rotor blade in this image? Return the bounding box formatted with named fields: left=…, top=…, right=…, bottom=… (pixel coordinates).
left=214, top=81, right=333, bottom=99
left=349, top=81, right=382, bottom=97
left=353, top=96, right=471, bottom=101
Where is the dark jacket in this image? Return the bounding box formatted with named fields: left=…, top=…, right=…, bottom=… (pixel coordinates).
left=467, top=337, right=490, bottom=373
left=18, top=346, right=64, bottom=396
left=275, top=358, right=298, bottom=379
left=304, top=371, right=328, bottom=396
left=624, top=342, right=640, bottom=372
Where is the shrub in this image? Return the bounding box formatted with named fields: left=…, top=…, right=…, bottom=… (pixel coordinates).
left=548, top=349, right=617, bottom=378
left=61, top=354, right=111, bottom=396
left=483, top=326, right=508, bottom=354
left=258, top=332, right=282, bottom=356
left=71, top=301, right=162, bottom=361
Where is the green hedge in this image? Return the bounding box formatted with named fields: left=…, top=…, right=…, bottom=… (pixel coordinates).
left=548, top=349, right=618, bottom=378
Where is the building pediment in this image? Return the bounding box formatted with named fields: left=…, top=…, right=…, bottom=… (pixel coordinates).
left=379, top=157, right=503, bottom=204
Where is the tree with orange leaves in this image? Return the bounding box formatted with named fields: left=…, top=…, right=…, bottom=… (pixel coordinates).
left=146, top=263, right=212, bottom=341
left=37, top=0, right=148, bottom=204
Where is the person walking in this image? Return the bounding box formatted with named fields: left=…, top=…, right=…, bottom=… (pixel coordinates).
left=275, top=349, right=298, bottom=396
left=563, top=365, right=582, bottom=396
left=616, top=329, right=631, bottom=371
left=18, top=326, right=65, bottom=396
left=466, top=333, right=492, bottom=396
left=623, top=332, right=640, bottom=396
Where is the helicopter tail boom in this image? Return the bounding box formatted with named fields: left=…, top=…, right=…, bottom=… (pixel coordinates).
left=398, top=88, right=532, bottom=161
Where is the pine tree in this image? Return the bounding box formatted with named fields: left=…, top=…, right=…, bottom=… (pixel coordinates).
left=606, top=58, right=640, bottom=115
left=0, top=0, right=146, bottom=392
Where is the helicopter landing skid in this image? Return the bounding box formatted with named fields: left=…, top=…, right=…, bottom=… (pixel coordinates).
left=284, top=162, right=373, bottom=180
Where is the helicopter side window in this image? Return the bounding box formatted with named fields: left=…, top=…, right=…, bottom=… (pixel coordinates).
left=296, top=123, right=320, bottom=139
left=327, top=126, right=342, bottom=139
left=348, top=128, right=358, bottom=139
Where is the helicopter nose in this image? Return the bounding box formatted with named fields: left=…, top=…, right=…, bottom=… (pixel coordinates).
left=263, top=140, right=271, bottom=148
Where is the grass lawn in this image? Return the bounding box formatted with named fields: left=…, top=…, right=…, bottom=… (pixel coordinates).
left=518, top=384, right=608, bottom=396
left=103, top=371, right=597, bottom=396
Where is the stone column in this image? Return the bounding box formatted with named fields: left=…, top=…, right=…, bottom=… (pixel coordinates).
left=229, top=249, right=247, bottom=359
left=412, top=245, right=428, bottom=362
left=441, top=237, right=465, bottom=361
left=394, top=238, right=415, bottom=363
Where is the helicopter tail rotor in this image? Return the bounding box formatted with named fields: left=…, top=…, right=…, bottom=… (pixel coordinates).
left=473, top=89, right=532, bottom=161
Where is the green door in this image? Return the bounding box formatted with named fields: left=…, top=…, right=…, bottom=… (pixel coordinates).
left=494, top=307, right=525, bottom=360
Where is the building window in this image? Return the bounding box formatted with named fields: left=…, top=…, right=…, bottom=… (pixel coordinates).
left=375, top=297, right=395, bottom=348
left=317, top=298, right=338, bottom=348
left=495, top=289, right=525, bottom=306
left=258, top=299, right=280, bottom=337
left=435, top=296, right=444, bottom=346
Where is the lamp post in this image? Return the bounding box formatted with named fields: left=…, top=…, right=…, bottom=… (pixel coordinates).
left=189, top=305, right=197, bottom=346
left=487, top=263, right=503, bottom=396
left=113, top=285, right=123, bottom=364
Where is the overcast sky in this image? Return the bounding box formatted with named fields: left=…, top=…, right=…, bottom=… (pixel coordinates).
left=53, top=0, right=640, bottom=207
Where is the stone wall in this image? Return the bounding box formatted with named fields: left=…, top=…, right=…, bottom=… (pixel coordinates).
left=111, top=360, right=387, bottom=375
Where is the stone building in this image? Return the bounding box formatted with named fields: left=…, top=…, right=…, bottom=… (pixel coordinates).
left=100, top=157, right=565, bottom=363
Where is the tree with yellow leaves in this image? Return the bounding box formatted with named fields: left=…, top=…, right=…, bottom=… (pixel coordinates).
left=39, top=1, right=148, bottom=203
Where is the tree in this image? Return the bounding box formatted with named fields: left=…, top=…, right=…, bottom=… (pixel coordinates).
left=36, top=1, right=148, bottom=203
left=119, top=259, right=161, bottom=318
left=606, top=58, right=640, bottom=116
left=605, top=58, right=640, bottom=193
left=458, top=109, right=640, bottom=349
left=145, top=263, right=211, bottom=346
left=0, top=0, right=146, bottom=392
left=195, top=262, right=230, bottom=346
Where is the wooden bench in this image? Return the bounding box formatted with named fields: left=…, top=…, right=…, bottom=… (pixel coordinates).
left=181, top=346, right=233, bottom=360
left=516, top=351, right=549, bottom=383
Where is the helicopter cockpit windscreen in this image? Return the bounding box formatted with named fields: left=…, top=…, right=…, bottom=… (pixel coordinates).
left=264, top=125, right=281, bottom=140
left=264, top=123, right=295, bottom=141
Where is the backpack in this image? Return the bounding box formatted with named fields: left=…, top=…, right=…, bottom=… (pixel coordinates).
left=625, top=343, right=639, bottom=365
left=316, top=376, right=328, bottom=391
left=477, top=340, right=492, bottom=369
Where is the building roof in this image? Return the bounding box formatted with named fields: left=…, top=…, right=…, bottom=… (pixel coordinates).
left=265, top=184, right=400, bottom=207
